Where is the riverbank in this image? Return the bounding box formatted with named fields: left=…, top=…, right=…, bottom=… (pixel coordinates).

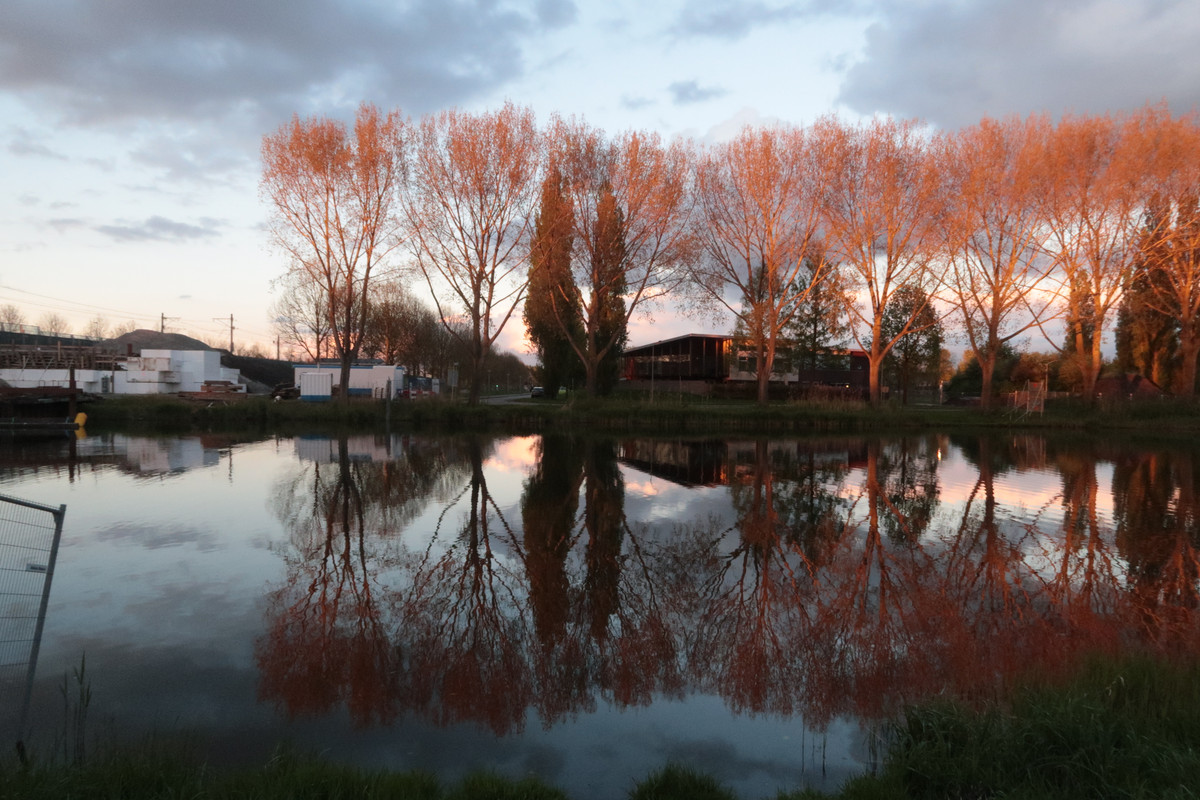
left=7, top=654, right=1198, bottom=799
left=79, top=392, right=1200, bottom=435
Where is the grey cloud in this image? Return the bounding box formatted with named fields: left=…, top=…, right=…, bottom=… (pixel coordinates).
left=837, top=0, right=1200, bottom=128
left=535, top=0, right=577, bottom=28
left=0, top=0, right=554, bottom=173
left=130, top=134, right=251, bottom=185
left=621, top=94, right=655, bottom=110
left=48, top=218, right=87, bottom=232
left=6, top=125, right=66, bottom=159
left=672, top=0, right=805, bottom=40
left=669, top=79, right=728, bottom=105
left=95, top=215, right=222, bottom=243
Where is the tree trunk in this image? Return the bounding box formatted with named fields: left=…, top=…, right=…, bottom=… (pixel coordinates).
left=756, top=344, right=773, bottom=406
left=1177, top=331, right=1200, bottom=398
left=1082, top=335, right=1103, bottom=403
left=979, top=353, right=996, bottom=411
left=584, top=357, right=598, bottom=398
left=868, top=356, right=883, bottom=406
left=339, top=357, right=353, bottom=405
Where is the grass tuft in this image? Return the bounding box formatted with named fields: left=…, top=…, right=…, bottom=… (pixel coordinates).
left=444, top=770, right=569, bottom=800
left=628, top=763, right=738, bottom=800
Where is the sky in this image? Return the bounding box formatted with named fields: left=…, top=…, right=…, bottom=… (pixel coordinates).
left=2, top=0, right=1199, bottom=359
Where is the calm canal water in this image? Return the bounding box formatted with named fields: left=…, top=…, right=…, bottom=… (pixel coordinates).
left=2, top=430, right=1199, bottom=797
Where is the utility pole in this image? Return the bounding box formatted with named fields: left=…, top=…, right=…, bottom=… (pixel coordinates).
left=160, top=313, right=179, bottom=334
left=214, top=315, right=233, bottom=353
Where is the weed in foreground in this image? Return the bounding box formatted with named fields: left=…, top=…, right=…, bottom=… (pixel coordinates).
left=628, top=763, right=738, bottom=800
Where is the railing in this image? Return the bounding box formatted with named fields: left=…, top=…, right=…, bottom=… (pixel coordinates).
left=0, top=322, right=95, bottom=342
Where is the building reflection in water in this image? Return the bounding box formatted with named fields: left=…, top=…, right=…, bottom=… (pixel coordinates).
left=254, top=432, right=1200, bottom=736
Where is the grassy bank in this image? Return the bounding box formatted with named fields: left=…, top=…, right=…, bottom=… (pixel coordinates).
left=7, top=654, right=1200, bottom=799
left=79, top=392, right=1200, bottom=435
left=792, top=653, right=1200, bottom=799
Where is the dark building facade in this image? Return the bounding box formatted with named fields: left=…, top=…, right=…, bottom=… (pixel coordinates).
left=621, top=333, right=869, bottom=394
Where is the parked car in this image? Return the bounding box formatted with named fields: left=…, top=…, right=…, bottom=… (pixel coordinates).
left=271, top=383, right=300, bottom=400
left=530, top=386, right=544, bottom=398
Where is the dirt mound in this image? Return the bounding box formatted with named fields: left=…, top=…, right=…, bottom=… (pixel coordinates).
left=107, top=329, right=217, bottom=354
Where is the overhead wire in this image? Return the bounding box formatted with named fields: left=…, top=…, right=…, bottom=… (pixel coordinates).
left=0, top=283, right=278, bottom=343
left=0, top=284, right=150, bottom=321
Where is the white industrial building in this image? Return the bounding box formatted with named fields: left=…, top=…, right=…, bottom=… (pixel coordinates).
left=0, top=349, right=245, bottom=395
left=293, top=363, right=407, bottom=401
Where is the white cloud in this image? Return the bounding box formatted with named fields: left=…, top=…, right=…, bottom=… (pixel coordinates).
left=837, top=0, right=1200, bottom=128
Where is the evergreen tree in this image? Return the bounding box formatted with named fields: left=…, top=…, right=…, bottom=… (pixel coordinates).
left=787, top=258, right=848, bottom=374
left=1115, top=202, right=1178, bottom=388
left=525, top=165, right=583, bottom=398
left=1059, top=271, right=1098, bottom=394
left=880, top=285, right=943, bottom=404
left=588, top=185, right=628, bottom=396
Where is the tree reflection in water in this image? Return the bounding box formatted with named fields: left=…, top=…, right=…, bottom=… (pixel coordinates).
left=257, top=434, right=471, bottom=725
left=256, top=432, right=1200, bottom=738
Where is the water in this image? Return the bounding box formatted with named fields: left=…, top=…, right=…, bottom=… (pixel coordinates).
left=1, top=430, right=1198, bottom=798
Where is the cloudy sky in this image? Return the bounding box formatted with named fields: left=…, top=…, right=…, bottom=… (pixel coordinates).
left=2, top=0, right=1198, bottom=355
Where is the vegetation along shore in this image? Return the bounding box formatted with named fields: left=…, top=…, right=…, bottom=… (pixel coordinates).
left=79, top=391, right=1200, bottom=436
left=6, top=654, right=1199, bottom=799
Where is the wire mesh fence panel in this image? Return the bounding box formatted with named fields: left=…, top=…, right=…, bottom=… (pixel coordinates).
left=0, top=493, right=65, bottom=736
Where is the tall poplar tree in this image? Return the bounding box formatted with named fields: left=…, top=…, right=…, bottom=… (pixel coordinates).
left=548, top=119, right=695, bottom=398
left=1115, top=202, right=1178, bottom=388
left=261, top=104, right=407, bottom=402
left=590, top=185, right=628, bottom=395
left=525, top=165, right=582, bottom=398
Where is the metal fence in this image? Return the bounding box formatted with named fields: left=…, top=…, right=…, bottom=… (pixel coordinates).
left=0, top=493, right=66, bottom=742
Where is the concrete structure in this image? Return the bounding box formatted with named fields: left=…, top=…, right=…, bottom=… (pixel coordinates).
left=0, top=349, right=244, bottom=395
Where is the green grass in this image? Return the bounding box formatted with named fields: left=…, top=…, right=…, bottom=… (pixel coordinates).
left=9, top=655, right=1200, bottom=799
left=628, top=764, right=738, bottom=800
left=787, top=653, right=1200, bottom=800
left=1, top=747, right=548, bottom=800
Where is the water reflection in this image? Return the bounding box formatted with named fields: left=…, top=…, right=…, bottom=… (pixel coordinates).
left=252, top=432, right=1200, bottom=739
left=258, top=435, right=473, bottom=726
left=8, top=430, right=1200, bottom=796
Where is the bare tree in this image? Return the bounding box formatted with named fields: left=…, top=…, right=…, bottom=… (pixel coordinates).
left=941, top=115, right=1060, bottom=408
left=361, top=278, right=427, bottom=366
left=261, top=103, right=408, bottom=401
left=0, top=304, right=25, bottom=328
left=1038, top=108, right=1166, bottom=401
left=83, top=315, right=110, bottom=342
left=111, top=319, right=139, bottom=338
left=271, top=270, right=334, bottom=362
left=816, top=116, right=947, bottom=405
left=547, top=117, right=697, bottom=396
left=38, top=312, right=70, bottom=336
left=692, top=125, right=830, bottom=404
left=406, top=103, right=541, bottom=404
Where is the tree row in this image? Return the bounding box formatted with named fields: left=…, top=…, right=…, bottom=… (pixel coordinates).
left=261, top=103, right=1200, bottom=406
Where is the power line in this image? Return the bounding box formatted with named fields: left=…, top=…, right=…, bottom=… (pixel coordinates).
left=0, top=284, right=148, bottom=320
left=0, top=283, right=279, bottom=345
